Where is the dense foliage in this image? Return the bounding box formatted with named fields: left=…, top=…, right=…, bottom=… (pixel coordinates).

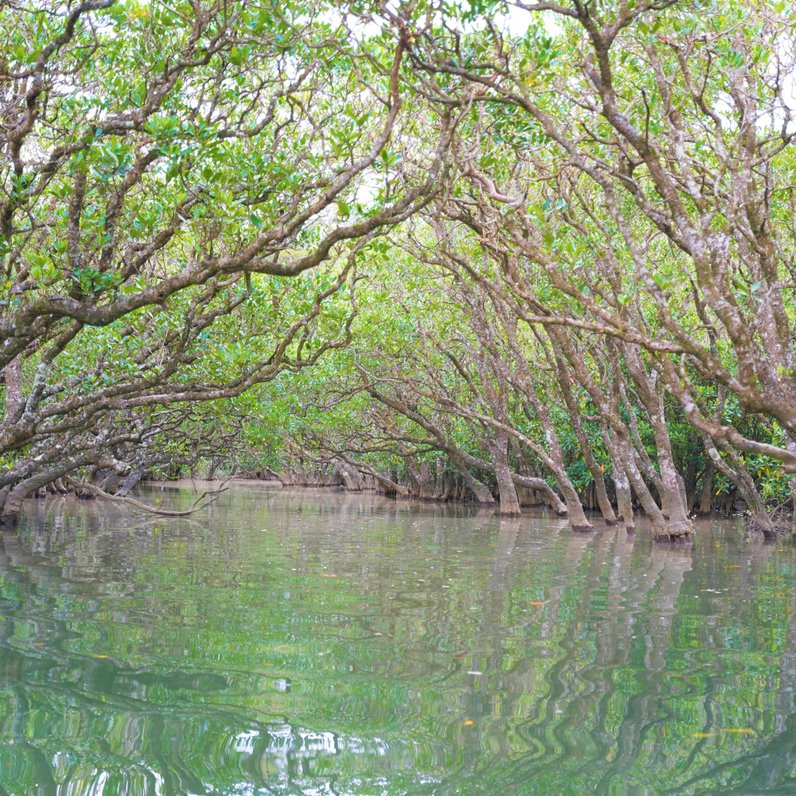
left=2, top=0, right=796, bottom=539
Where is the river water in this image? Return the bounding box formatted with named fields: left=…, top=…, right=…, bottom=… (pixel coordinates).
left=0, top=485, right=794, bottom=795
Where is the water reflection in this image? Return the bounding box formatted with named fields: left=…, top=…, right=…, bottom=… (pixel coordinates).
left=0, top=490, right=794, bottom=794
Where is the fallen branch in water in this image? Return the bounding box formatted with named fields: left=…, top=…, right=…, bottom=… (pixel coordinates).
left=64, top=478, right=229, bottom=516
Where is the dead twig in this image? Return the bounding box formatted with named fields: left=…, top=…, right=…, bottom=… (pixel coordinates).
left=64, top=478, right=229, bottom=516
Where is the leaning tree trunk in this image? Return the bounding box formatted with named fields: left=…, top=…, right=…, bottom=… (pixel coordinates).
left=511, top=473, right=567, bottom=515
left=652, top=422, right=692, bottom=532
left=586, top=460, right=617, bottom=525
left=702, top=434, right=777, bottom=540
left=602, top=424, right=635, bottom=531
left=621, top=419, right=691, bottom=539
left=408, top=460, right=438, bottom=499
left=529, top=404, right=593, bottom=531
left=622, top=346, right=693, bottom=538
left=555, top=471, right=593, bottom=532
left=368, top=468, right=410, bottom=498
left=1, top=467, right=68, bottom=525
left=117, top=467, right=145, bottom=497
left=448, top=452, right=496, bottom=505
left=556, top=361, right=617, bottom=525
left=335, top=459, right=364, bottom=492
left=617, top=434, right=688, bottom=541
left=0, top=446, right=103, bottom=525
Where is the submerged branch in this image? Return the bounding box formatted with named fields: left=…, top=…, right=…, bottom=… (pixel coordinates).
left=65, top=479, right=229, bottom=517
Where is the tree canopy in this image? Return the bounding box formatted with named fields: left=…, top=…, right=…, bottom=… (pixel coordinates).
left=2, top=0, right=796, bottom=540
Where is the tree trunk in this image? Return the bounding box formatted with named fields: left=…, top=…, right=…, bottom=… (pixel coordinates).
left=448, top=453, right=495, bottom=504
left=699, top=460, right=714, bottom=515
left=703, top=435, right=777, bottom=539
left=556, top=472, right=593, bottom=532
left=2, top=471, right=56, bottom=524
left=510, top=473, right=566, bottom=514
left=513, top=368, right=594, bottom=529
left=641, top=398, right=691, bottom=532
left=491, top=431, right=521, bottom=516
left=370, top=469, right=410, bottom=497
left=618, top=435, right=690, bottom=541
left=96, top=468, right=121, bottom=493
left=787, top=436, right=796, bottom=538
left=592, top=471, right=618, bottom=525
left=602, top=424, right=635, bottom=531
left=622, top=347, right=693, bottom=538
left=3, top=357, right=22, bottom=419
left=117, top=467, right=145, bottom=497
left=614, top=465, right=636, bottom=533
left=335, top=459, right=364, bottom=492
left=534, top=410, right=592, bottom=530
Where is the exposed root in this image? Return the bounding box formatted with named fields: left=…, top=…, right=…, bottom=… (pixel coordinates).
left=746, top=507, right=790, bottom=542
left=570, top=523, right=594, bottom=533
left=749, top=521, right=777, bottom=541
left=653, top=519, right=694, bottom=544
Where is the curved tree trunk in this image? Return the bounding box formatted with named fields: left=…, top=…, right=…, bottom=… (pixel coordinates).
left=449, top=452, right=495, bottom=504
left=511, top=473, right=567, bottom=515
left=366, top=468, right=410, bottom=497
left=2, top=470, right=60, bottom=524
left=335, top=459, right=364, bottom=492
left=702, top=434, right=777, bottom=539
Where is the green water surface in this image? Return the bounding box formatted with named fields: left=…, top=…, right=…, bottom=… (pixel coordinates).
left=0, top=486, right=794, bottom=795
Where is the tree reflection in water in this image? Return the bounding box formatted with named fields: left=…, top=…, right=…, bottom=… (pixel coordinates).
left=0, top=488, right=793, bottom=795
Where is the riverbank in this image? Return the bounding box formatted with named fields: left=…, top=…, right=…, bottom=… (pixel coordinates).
left=141, top=477, right=792, bottom=539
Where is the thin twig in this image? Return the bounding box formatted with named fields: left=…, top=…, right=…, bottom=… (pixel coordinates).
left=65, top=478, right=229, bottom=516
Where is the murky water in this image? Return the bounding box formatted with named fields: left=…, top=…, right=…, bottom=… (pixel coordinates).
left=0, top=486, right=794, bottom=795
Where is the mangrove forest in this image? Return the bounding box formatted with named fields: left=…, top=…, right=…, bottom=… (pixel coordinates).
left=3, top=0, right=796, bottom=542
left=4, top=1, right=796, bottom=794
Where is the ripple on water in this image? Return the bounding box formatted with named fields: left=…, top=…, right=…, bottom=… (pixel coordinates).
left=0, top=491, right=794, bottom=794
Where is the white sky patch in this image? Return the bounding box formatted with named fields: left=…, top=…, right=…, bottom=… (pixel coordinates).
left=502, top=3, right=532, bottom=36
